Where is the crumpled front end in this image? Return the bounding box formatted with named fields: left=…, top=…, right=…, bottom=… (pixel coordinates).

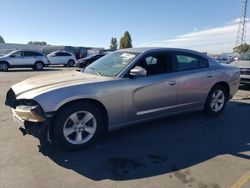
left=5, top=88, right=46, bottom=123
left=5, top=88, right=50, bottom=139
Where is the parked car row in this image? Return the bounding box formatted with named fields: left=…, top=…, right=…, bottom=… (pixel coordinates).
left=212, top=53, right=238, bottom=64
left=0, top=49, right=106, bottom=71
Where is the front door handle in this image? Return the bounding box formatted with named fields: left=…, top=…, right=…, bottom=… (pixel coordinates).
left=169, top=80, right=176, bottom=85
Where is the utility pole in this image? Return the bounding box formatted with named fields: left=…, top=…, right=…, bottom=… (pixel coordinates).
left=236, top=0, right=248, bottom=47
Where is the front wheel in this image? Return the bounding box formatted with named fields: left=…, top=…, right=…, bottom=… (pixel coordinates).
left=0, top=62, right=9, bottom=71
left=204, top=85, right=227, bottom=116
left=52, top=102, right=104, bottom=150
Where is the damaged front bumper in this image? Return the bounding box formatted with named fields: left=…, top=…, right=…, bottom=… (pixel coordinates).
left=5, top=88, right=53, bottom=140
left=12, top=105, right=46, bottom=123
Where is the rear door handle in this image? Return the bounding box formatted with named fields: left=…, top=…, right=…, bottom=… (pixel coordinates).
left=207, top=73, right=212, bottom=78
left=169, top=80, right=176, bottom=85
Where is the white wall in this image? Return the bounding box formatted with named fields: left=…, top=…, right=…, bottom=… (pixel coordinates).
left=0, top=43, right=45, bottom=51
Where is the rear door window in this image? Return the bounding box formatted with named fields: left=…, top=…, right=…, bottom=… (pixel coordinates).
left=63, top=52, right=71, bottom=56
left=24, top=51, right=43, bottom=57
left=55, top=52, right=63, bottom=56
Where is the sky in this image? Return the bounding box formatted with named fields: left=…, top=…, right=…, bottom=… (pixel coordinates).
left=0, top=0, right=249, bottom=53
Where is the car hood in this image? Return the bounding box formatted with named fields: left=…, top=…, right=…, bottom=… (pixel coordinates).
left=77, top=59, right=86, bottom=63
left=231, top=60, right=250, bottom=68
left=11, top=70, right=112, bottom=98
left=0, top=56, right=7, bottom=60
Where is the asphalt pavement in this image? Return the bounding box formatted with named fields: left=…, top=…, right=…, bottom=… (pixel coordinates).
left=0, top=66, right=250, bottom=188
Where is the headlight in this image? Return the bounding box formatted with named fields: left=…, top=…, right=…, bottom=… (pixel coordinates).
left=13, top=100, right=46, bottom=122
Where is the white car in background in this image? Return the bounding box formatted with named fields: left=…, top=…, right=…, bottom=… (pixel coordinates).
left=0, top=50, right=49, bottom=71
left=47, top=51, right=76, bottom=67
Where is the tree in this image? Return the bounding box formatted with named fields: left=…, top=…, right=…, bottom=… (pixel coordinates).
left=233, top=43, right=250, bottom=54
left=123, top=31, right=132, bottom=48
left=110, top=37, right=118, bottom=50
left=27, top=41, right=47, bottom=45
left=0, top=35, right=5, bottom=43
left=119, top=31, right=132, bottom=49
left=119, top=37, right=125, bottom=49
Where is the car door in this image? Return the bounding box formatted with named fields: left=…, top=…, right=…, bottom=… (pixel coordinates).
left=8, top=51, right=25, bottom=66
left=122, top=52, right=179, bottom=123
left=23, top=51, right=36, bottom=65
left=49, top=52, right=62, bottom=64
left=173, top=52, right=215, bottom=111
left=58, top=52, right=70, bottom=64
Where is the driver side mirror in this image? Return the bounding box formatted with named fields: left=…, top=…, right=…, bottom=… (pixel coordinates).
left=130, top=66, right=147, bottom=77
left=10, top=55, right=16, bottom=58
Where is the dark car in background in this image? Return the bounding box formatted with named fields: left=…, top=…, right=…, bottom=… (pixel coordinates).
left=76, top=54, right=105, bottom=68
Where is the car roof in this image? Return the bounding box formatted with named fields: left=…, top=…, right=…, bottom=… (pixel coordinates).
left=11, top=49, right=44, bottom=55
left=118, top=47, right=204, bottom=54
left=52, top=50, right=72, bottom=54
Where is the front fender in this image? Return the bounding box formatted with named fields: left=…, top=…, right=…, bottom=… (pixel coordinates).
left=31, top=81, right=123, bottom=128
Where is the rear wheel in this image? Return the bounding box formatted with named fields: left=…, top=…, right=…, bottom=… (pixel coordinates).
left=34, top=62, right=44, bottom=70
left=68, top=60, right=75, bottom=67
left=204, top=85, right=227, bottom=116
left=0, top=62, right=9, bottom=71
left=52, top=102, right=104, bottom=150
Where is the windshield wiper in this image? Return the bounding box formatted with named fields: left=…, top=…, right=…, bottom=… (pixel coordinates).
left=89, top=67, right=102, bottom=76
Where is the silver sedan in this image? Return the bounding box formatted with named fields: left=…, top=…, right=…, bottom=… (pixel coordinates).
left=5, top=48, right=240, bottom=150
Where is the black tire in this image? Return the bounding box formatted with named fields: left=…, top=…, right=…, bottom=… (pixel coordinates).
left=0, top=62, right=9, bottom=71
left=204, top=85, right=227, bottom=116
left=68, top=60, right=75, bottom=67
left=34, top=61, right=44, bottom=70
left=52, top=102, right=105, bottom=150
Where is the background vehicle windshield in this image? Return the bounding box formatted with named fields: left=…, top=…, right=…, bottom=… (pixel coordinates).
left=84, top=51, right=139, bottom=77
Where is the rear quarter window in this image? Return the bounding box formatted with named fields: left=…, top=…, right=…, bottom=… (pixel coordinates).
left=199, top=57, right=209, bottom=68
left=175, top=53, right=209, bottom=71
left=33, top=52, right=43, bottom=56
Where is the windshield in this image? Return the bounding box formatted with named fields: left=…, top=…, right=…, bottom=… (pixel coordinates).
left=239, top=52, right=250, bottom=60
left=83, top=51, right=139, bottom=77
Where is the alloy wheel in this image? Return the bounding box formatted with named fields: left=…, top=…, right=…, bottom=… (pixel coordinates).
left=0, top=63, right=8, bottom=71
left=210, top=89, right=225, bottom=112
left=63, top=111, right=97, bottom=145
left=36, top=62, right=44, bottom=70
